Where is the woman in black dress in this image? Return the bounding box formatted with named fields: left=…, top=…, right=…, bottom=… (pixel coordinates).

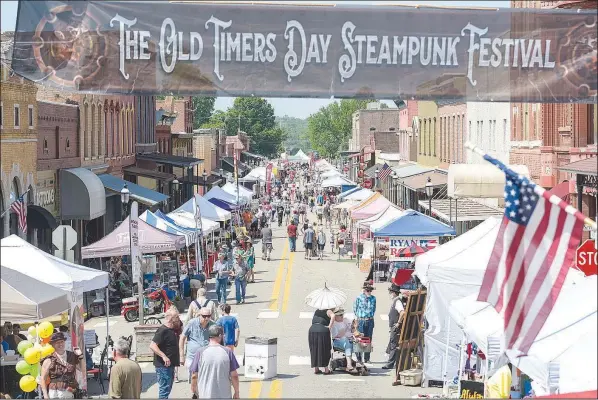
left=308, top=308, right=335, bottom=374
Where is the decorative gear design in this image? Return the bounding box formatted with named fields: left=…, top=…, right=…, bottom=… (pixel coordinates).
left=556, top=15, right=597, bottom=98
left=32, top=4, right=108, bottom=90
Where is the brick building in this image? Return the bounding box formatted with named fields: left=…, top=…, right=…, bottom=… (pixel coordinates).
left=34, top=100, right=80, bottom=252
left=1, top=33, right=39, bottom=240
left=397, top=101, right=419, bottom=162
left=437, top=101, right=467, bottom=168
left=350, top=103, right=401, bottom=152
left=510, top=0, right=597, bottom=186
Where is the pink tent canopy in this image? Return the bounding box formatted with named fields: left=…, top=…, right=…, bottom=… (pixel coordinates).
left=351, top=196, right=392, bottom=220
left=81, top=217, right=186, bottom=259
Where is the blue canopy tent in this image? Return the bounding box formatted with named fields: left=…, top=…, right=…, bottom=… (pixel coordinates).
left=341, top=184, right=358, bottom=193
left=337, top=186, right=361, bottom=200
left=373, top=209, right=456, bottom=237
left=155, top=210, right=199, bottom=235
left=141, top=210, right=196, bottom=245
left=208, top=197, right=238, bottom=211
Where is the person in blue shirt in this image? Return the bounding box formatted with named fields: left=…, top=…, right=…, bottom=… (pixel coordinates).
left=353, top=282, right=377, bottom=364
left=1, top=327, right=9, bottom=354
left=216, top=305, right=240, bottom=352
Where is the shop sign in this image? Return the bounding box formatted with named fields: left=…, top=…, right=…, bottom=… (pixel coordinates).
left=388, top=236, right=438, bottom=260
left=459, top=380, right=484, bottom=399
left=37, top=188, right=55, bottom=207
left=12, top=2, right=596, bottom=103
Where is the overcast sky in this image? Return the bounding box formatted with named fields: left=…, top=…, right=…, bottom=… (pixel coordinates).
left=1, top=0, right=510, bottom=118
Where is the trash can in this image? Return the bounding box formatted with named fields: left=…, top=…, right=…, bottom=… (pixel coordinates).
left=244, top=337, right=277, bottom=380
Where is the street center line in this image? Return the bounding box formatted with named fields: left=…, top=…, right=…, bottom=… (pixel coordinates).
left=248, top=380, right=263, bottom=398
left=269, top=243, right=289, bottom=311
left=268, top=379, right=282, bottom=398
left=281, top=251, right=295, bottom=313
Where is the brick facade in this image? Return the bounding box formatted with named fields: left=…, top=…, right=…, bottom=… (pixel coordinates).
left=437, top=102, right=467, bottom=168
left=398, top=101, right=419, bottom=161
left=351, top=108, right=401, bottom=151
left=37, top=101, right=80, bottom=171
left=1, top=33, right=38, bottom=239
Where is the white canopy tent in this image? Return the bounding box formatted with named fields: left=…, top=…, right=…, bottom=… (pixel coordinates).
left=413, top=216, right=502, bottom=382
left=320, top=169, right=342, bottom=179
left=343, top=188, right=374, bottom=202
left=450, top=273, right=596, bottom=395
left=321, top=175, right=356, bottom=188
left=361, top=206, right=405, bottom=232
left=222, top=182, right=253, bottom=202
left=175, top=194, right=231, bottom=222
left=315, top=159, right=335, bottom=171
left=1, top=265, right=70, bottom=322
left=1, top=235, right=109, bottom=295
left=167, top=211, right=221, bottom=234
left=239, top=166, right=272, bottom=183
left=205, top=186, right=248, bottom=205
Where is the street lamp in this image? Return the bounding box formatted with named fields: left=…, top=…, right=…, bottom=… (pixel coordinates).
left=172, top=179, right=180, bottom=210
left=202, top=169, right=207, bottom=195
left=392, top=171, right=398, bottom=205
left=425, top=177, right=433, bottom=217
left=120, top=184, right=130, bottom=220
left=375, top=168, right=379, bottom=189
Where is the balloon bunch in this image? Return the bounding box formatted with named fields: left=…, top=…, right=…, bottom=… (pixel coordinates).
left=16, top=322, right=55, bottom=393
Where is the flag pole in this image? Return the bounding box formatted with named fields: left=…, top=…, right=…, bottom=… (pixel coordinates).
left=464, top=141, right=597, bottom=230
left=0, top=188, right=31, bottom=218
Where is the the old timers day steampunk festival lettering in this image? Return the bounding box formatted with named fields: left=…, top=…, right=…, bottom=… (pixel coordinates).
left=11, top=1, right=597, bottom=102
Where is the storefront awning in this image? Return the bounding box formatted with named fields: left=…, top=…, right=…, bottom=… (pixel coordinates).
left=222, top=157, right=251, bottom=173
left=98, top=174, right=169, bottom=207
left=136, top=152, right=203, bottom=167
left=123, top=166, right=176, bottom=182
left=418, top=198, right=503, bottom=222
left=242, top=151, right=265, bottom=160
left=557, top=157, right=598, bottom=176
left=447, top=163, right=530, bottom=198
left=27, top=205, right=58, bottom=230
left=402, top=171, right=448, bottom=191
left=60, top=168, right=106, bottom=220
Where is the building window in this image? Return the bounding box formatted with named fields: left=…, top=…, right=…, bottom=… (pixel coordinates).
left=28, top=105, right=34, bottom=129
left=502, top=119, right=507, bottom=153
left=43, top=139, right=49, bottom=154
left=66, top=138, right=70, bottom=149
left=13, top=104, right=20, bottom=129
left=389, top=127, right=396, bottom=131
left=369, top=127, right=376, bottom=131
left=55, top=127, right=60, bottom=158
left=432, top=118, right=436, bottom=157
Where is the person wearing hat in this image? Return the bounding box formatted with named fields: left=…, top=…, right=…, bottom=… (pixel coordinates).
left=180, top=306, right=214, bottom=372
left=383, top=284, right=406, bottom=369
left=353, top=282, right=377, bottom=364
left=40, top=332, right=85, bottom=399
left=330, top=308, right=356, bottom=372
left=231, top=252, right=248, bottom=304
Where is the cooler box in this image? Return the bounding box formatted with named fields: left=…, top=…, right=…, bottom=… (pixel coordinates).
left=244, top=337, right=277, bottom=380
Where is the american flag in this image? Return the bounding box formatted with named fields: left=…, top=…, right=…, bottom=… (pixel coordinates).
left=377, top=163, right=392, bottom=180
left=10, top=194, right=28, bottom=234
left=477, top=154, right=584, bottom=354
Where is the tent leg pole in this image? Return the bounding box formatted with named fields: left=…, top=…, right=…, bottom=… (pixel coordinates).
left=105, top=286, right=110, bottom=354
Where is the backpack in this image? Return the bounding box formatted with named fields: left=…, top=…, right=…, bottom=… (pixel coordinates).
left=193, top=299, right=211, bottom=310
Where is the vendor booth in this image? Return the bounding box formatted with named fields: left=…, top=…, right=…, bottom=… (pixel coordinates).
left=343, top=188, right=374, bottom=202
left=222, top=182, right=253, bottom=202
left=371, top=210, right=455, bottom=284
left=448, top=273, right=595, bottom=397
left=321, top=175, right=357, bottom=188
left=412, top=216, right=500, bottom=384
left=175, top=194, right=232, bottom=222
left=205, top=186, right=248, bottom=205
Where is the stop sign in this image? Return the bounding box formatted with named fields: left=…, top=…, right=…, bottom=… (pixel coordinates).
left=576, top=239, right=597, bottom=276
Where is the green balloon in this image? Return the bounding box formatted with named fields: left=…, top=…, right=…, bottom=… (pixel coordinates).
left=15, top=360, right=31, bottom=375
left=17, top=340, right=33, bottom=356
left=29, top=363, right=39, bottom=377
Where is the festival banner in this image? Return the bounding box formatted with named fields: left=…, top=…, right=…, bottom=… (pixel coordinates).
left=388, top=236, right=438, bottom=260
left=10, top=1, right=597, bottom=103
left=266, top=163, right=273, bottom=195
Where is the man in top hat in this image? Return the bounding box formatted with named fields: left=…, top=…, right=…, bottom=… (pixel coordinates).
left=353, top=281, right=376, bottom=364
left=383, top=283, right=406, bottom=369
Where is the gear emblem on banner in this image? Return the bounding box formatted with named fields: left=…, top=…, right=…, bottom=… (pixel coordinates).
left=32, top=4, right=108, bottom=90
left=556, top=15, right=597, bottom=98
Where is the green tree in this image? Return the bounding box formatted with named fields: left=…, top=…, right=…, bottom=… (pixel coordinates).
left=306, top=99, right=370, bottom=158
left=201, top=97, right=287, bottom=158
left=191, top=96, right=216, bottom=129
left=277, top=116, right=310, bottom=151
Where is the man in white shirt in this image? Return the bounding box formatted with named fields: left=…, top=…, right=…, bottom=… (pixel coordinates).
left=383, top=284, right=405, bottom=369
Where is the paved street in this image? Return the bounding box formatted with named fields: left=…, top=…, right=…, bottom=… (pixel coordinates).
left=85, top=209, right=440, bottom=398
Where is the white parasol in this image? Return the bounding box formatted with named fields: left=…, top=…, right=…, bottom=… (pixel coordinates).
left=305, top=283, right=347, bottom=310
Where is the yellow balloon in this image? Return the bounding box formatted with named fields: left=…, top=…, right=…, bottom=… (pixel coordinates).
left=27, top=326, right=38, bottom=338
left=37, top=321, right=54, bottom=339
left=41, top=344, right=55, bottom=359
left=19, top=375, right=37, bottom=393
left=23, top=347, right=41, bottom=365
